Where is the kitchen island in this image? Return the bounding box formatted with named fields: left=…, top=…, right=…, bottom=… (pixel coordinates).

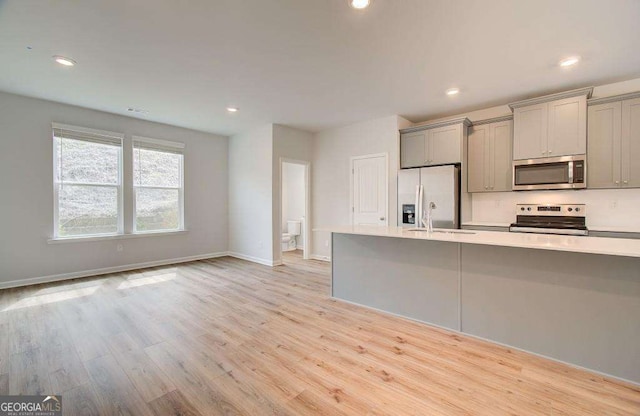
left=322, top=226, right=640, bottom=384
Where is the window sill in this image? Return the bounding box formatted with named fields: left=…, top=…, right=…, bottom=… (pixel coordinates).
left=47, top=230, right=188, bottom=244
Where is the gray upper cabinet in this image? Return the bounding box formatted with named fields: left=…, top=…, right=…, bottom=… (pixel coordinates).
left=400, top=130, right=427, bottom=168
left=548, top=95, right=587, bottom=157
left=429, top=124, right=463, bottom=165
left=587, top=94, right=640, bottom=189
left=400, top=118, right=471, bottom=169
left=510, top=87, right=592, bottom=160
left=467, top=118, right=513, bottom=192
left=513, top=103, right=547, bottom=160
left=588, top=101, right=621, bottom=188
left=622, top=97, right=640, bottom=188
left=467, top=124, right=488, bottom=193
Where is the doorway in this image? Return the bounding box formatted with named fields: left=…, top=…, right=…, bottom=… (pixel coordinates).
left=350, top=153, right=388, bottom=226
left=280, top=159, right=310, bottom=263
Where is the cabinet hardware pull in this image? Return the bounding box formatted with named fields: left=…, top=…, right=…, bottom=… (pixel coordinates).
left=623, top=181, right=629, bottom=184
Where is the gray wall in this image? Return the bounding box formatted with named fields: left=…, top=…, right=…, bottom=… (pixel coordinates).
left=0, top=92, right=228, bottom=286
left=228, top=124, right=274, bottom=264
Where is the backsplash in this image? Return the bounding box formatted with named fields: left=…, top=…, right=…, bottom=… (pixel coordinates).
left=471, top=188, right=640, bottom=231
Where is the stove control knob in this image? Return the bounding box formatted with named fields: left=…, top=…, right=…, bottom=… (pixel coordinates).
left=575, top=207, right=580, bottom=212
left=568, top=207, right=573, bottom=212
left=527, top=207, right=532, bottom=211
left=520, top=207, right=525, bottom=211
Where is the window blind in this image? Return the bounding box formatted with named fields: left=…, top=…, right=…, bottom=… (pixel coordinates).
left=52, top=123, right=123, bottom=147
left=133, top=136, right=185, bottom=154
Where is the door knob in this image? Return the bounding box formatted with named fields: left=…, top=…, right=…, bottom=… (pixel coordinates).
left=379, top=217, right=385, bottom=221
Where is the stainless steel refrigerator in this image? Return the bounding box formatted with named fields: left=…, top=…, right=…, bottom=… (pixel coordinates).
left=397, top=164, right=460, bottom=229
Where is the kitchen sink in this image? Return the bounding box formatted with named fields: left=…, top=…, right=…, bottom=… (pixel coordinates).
left=407, top=228, right=476, bottom=235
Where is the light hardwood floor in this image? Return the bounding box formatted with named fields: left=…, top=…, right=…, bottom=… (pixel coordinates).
left=1, top=251, right=639, bottom=415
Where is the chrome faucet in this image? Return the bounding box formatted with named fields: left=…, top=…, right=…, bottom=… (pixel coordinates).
left=422, top=202, right=436, bottom=232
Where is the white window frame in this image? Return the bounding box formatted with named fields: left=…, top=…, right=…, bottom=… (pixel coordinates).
left=52, top=123, right=124, bottom=239
left=132, top=136, right=185, bottom=234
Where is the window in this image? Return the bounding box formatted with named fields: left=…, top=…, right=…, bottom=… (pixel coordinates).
left=53, top=124, right=123, bottom=237
left=133, top=137, right=184, bottom=232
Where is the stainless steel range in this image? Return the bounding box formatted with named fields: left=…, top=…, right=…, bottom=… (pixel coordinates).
left=509, top=204, right=588, bottom=236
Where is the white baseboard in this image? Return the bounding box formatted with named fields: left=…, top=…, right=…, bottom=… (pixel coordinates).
left=226, top=252, right=280, bottom=267
left=311, top=254, right=331, bottom=262
left=0, top=252, right=228, bottom=290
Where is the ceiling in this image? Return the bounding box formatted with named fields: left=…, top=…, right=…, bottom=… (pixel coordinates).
left=1, top=0, right=639, bottom=136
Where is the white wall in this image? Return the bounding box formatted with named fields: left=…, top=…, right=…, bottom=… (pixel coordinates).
left=471, top=189, right=640, bottom=231
left=228, top=124, right=274, bottom=264
left=0, top=92, right=228, bottom=286
left=272, top=124, right=313, bottom=263
left=282, top=163, right=305, bottom=248
left=311, top=115, right=409, bottom=259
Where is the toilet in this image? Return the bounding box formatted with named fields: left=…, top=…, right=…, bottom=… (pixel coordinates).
left=282, top=220, right=301, bottom=252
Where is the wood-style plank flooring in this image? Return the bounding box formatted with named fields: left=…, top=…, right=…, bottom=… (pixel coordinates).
left=1, top=250, right=639, bottom=415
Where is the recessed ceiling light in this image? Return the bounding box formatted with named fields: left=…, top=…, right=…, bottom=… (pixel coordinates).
left=53, top=55, right=76, bottom=66
left=446, top=88, right=460, bottom=96
left=350, top=0, right=371, bottom=9
left=559, top=56, right=580, bottom=67
left=226, top=107, right=238, bottom=113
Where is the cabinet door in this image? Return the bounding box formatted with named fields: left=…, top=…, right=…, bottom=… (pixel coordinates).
left=400, top=130, right=427, bottom=168
left=513, top=103, right=548, bottom=160
left=587, top=102, right=622, bottom=189
left=490, top=120, right=513, bottom=191
left=429, top=124, right=462, bottom=165
left=467, top=124, right=488, bottom=192
left=621, top=98, right=640, bottom=188
left=547, top=95, right=587, bottom=157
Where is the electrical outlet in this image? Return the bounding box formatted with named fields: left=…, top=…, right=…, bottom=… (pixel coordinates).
left=116, top=243, right=123, bottom=252
left=610, top=201, right=618, bottom=209
left=325, top=240, right=329, bottom=247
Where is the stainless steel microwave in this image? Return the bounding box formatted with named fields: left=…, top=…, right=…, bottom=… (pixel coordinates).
left=513, top=155, right=586, bottom=190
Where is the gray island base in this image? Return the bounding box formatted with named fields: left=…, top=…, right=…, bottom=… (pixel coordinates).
left=331, top=232, right=640, bottom=384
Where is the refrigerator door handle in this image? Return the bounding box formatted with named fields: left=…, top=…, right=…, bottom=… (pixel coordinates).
left=415, top=184, right=423, bottom=227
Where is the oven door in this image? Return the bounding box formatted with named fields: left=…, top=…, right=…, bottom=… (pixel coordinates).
left=513, top=155, right=586, bottom=190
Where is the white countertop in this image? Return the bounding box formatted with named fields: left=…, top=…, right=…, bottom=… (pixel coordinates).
left=317, top=225, right=640, bottom=258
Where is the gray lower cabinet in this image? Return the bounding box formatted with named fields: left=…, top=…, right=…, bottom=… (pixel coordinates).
left=467, top=119, right=512, bottom=192
left=588, top=96, right=640, bottom=188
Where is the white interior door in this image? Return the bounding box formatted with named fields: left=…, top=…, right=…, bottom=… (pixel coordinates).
left=351, top=154, right=388, bottom=226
